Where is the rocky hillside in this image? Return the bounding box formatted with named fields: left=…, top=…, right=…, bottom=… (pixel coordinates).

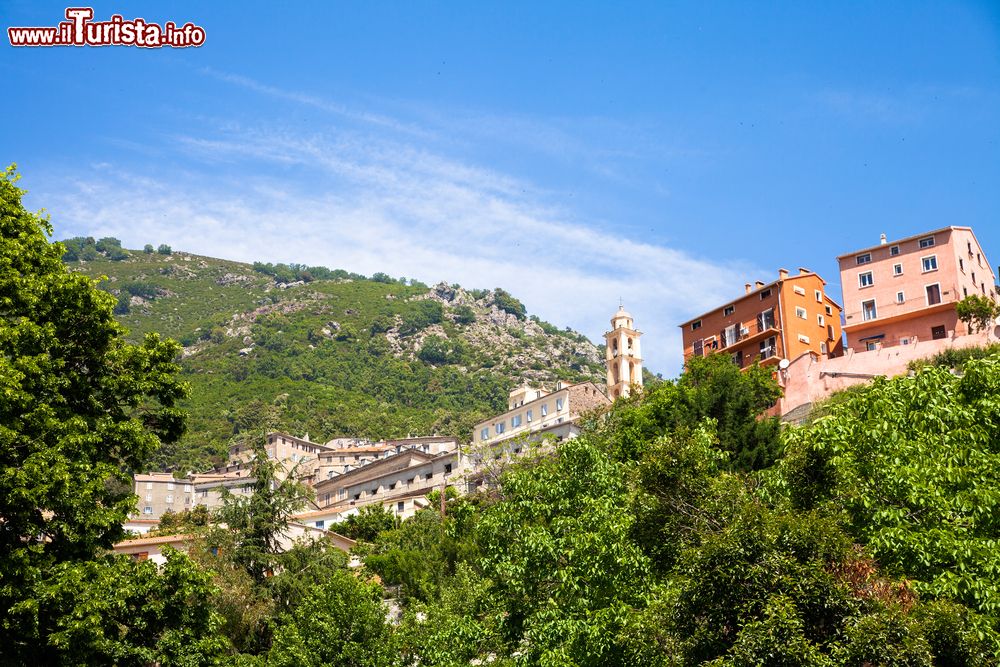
left=63, top=240, right=606, bottom=471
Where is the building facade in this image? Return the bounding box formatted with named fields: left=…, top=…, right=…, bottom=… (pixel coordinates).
left=311, top=448, right=458, bottom=519
left=838, top=227, right=997, bottom=351
left=679, top=268, right=844, bottom=368
left=470, top=381, right=610, bottom=447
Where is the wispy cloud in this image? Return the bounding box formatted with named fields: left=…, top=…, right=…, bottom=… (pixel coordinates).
left=37, top=72, right=760, bottom=374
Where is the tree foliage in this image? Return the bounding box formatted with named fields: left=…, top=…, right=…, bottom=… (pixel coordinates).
left=0, top=165, right=188, bottom=661
left=956, top=294, right=1000, bottom=334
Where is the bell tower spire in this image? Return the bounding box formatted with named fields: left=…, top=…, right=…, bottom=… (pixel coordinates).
left=603, top=305, right=643, bottom=399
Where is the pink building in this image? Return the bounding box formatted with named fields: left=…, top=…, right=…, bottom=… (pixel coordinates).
left=838, top=227, right=997, bottom=352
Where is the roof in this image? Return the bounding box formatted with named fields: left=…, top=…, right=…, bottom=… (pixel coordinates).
left=677, top=270, right=828, bottom=327
left=835, top=226, right=972, bottom=259
left=114, top=533, right=194, bottom=548
left=313, top=449, right=450, bottom=492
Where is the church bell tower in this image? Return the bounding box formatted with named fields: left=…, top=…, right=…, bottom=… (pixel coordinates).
left=604, top=305, right=643, bottom=399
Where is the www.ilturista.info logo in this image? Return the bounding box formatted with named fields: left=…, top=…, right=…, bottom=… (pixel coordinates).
left=8, top=7, right=205, bottom=48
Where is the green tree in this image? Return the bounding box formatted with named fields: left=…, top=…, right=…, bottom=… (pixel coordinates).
left=210, top=438, right=311, bottom=586
left=143, top=243, right=155, bottom=254
left=266, top=571, right=394, bottom=667
left=782, top=359, right=1000, bottom=618
left=32, top=550, right=227, bottom=665
left=338, top=503, right=398, bottom=542
left=0, top=166, right=188, bottom=662
left=157, top=243, right=172, bottom=255
left=595, top=353, right=781, bottom=470
left=956, top=294, right=999, bottom=333
left=492, top=287, right=526, bottom=320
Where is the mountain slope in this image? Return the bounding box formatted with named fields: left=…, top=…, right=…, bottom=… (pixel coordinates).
left=65, top=244, right=606, bottom=471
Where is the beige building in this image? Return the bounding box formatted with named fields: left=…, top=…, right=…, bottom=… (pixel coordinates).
left=314, top=436, right=459, bottom=483
left=134, top=470, right=253, bottom=521
left=471, top=380, right=610, bottom=448
left=312, top=448, right=459, bottom=519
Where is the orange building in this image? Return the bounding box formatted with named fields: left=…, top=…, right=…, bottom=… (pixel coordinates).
left=838, top=227, right=997, bottom=351
left=679, top=268, right=844, bottom=368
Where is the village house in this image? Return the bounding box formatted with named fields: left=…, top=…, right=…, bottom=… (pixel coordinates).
left=311, top=448, right=458, bottom=520
left=679, top=268, right=844, bottom=369
left=838, top=227, right=997, bottom=351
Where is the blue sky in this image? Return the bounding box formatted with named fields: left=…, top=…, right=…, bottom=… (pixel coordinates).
left=3, top=1, right=999, bottom=374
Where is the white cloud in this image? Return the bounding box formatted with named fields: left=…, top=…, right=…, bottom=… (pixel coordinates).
left=37, top=74, right=761, bottom=375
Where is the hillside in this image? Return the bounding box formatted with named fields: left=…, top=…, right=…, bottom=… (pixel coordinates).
left=63, top=240, right=607, bottom=471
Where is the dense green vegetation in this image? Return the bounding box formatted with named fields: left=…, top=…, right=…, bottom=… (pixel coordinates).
left=7, top=166, right=1000, bottom=664
left=63, top=236, right=606, bottom=473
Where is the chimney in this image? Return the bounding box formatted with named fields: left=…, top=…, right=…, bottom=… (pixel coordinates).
left=745, top=283, right=752, bottom=294
left=798, top=267, right=810, bottom=275
left=880, top=233, right=887, bottom=245
left=755, top=281, right=765, bottom=289
left=778, top=268, right=789, bottom=280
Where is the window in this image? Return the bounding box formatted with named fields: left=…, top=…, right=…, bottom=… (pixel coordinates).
left=893, top=263, right=903, bottom=276
left=896, top=291, right=905, bottom=304
left=977, top=252, right=982, bottom=265
left=692, top=340, right=703, bottom=357
left=921, top=255, right=937, bottom=272
left=919, top=236, right=935, bottom=249
left=184, top=484, right=192, bottom=492
left=511, top=414, right=522, bottom=428
left=526, top=409, right=533, bottom=422
left=540, top=403, right=548, bottom=416
left=901, top=337, right=910, bottom=345
left=759, top=336, right=777, bottom=360
left=932, top=325, right=946, bottom=340
left=166, top=482, right=175, bottom=491
left=856, top=253, right=872, bottom=265
left=757, top=308, right=775, bottom=331
left=825, top=305, right=833, bottom=316
left=964, top=287, right=968, bottom=297
left=926, top=284, right=942, bottom=306
left=890, top=245, right=899, bottom=256
left=795, top=307, right=807, bottom=319
left=480, top=427, right=489, bottom=441
left=959, top=258, right=964, bottom=271
left=424, top=472, right=433, bottom=480
left=723, top=305, right=735, bottom=316
left=691, top=320, right=702, bottom=331
left=798, top=334, right=810, bottom=344
left=143, top=506, right=153, bottom=515
left=760, top=288, right=772, bottom=299
left=556, top=398, right=564, bottom=411
left=817, top=314, right=825, bottom=326
left=723, top=324, right=737, bottom=347
left=820, top=342, right=828, bottom=354
left=862, top=299, right=877, bottom=321
left=145, top=493, right=152, bottom=502
left=495, top=423, right=505, bottom=434
left=859, top=271, right=874, bottom=287
left=815, top=290, right=822, bottom=302
left=445, top=463, right=453, bottom=474
left=793, top=285, right=806, bottom=296
left=145, top=482, right=152, bottom=490
left=165, top=495, right=173, bottom=504
left=866, top=341, right=878, bottom=352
